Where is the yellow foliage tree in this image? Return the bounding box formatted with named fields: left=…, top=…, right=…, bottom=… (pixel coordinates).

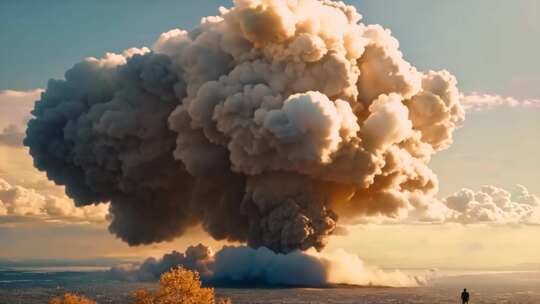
left=132, top=267, right=231, bottom=304
left=49, top=293, right=96, bottom=304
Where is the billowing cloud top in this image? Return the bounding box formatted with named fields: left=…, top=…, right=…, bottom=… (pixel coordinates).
left=25, top=0, right=464, bottom=253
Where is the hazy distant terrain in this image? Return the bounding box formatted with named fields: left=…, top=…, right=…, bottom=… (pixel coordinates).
left=1, top=268, right=539, bottom=304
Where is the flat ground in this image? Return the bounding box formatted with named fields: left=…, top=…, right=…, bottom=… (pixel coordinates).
left=1, top=270, right=539, bottom=304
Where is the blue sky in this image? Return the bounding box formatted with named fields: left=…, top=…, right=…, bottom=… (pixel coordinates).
left=2, top=0, right=540, bottom=98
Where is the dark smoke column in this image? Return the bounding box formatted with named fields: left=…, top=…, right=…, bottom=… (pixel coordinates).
left=24, top=49, right=249, bottom=246
left=25, top=0, right=463, bottom=253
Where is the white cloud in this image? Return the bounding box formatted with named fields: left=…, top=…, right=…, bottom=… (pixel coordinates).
left=0, top=178, right=109, bottom=224
left=0, top=88, right=108, bottom=224
left=411, top=184, right=540, bottom=225
left=461, top=92, right=540, bottom=112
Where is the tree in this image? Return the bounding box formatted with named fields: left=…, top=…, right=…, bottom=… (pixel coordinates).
left=132, top=267, right=231, bottom=304
left=49, top=293, right=96, bottom=304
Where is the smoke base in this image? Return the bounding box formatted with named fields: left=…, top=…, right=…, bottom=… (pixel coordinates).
left=109, top=244, right=428, bottom=288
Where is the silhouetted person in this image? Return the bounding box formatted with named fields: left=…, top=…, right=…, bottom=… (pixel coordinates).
left=461, top=288, right=470, bottom=304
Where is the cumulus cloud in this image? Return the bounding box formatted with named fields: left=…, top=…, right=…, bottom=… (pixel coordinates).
left=410, top=184, right=540, bottom=225
left=25, top=0, right=464, bottom=252
left=461, top=92, right=540, bottom=112
left=110, top=244, right=427, bottom=287
left=0, top=178, right=108, bottom=223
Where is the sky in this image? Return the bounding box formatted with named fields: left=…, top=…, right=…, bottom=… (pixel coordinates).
left=0, top=0, right=539, bottom=269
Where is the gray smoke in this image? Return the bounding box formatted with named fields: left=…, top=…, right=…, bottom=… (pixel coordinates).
left=109, top=244, right=213, bottom=282
left=25, top=0, right=463, bottom=253
left=109, top=244, right=426, bottom=287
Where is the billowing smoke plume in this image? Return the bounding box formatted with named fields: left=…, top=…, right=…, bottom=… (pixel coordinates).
left=110, top=244, right=214, bottom=282
left=25, top=0, right=463, bottom=252
left=110, top=244, right=427, bottom=287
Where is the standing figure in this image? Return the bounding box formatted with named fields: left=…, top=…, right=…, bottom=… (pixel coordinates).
left=461, top=288, right=470, bottom=304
